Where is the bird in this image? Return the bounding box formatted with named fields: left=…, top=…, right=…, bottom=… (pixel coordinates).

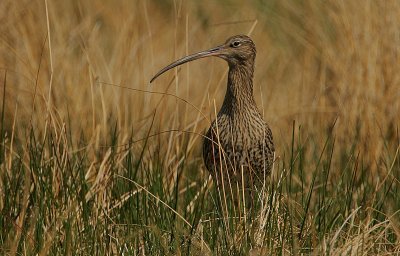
left=150, top=35, right=274, bottom=202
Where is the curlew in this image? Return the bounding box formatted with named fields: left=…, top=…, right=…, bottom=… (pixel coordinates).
left=150, top=35, right=274, bottom=199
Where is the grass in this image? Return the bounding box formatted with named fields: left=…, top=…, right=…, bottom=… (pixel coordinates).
left=1, top=0, right=400, bottom=255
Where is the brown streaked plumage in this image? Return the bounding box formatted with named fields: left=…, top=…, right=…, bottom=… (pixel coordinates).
left=150, top=35, right=274, bottom=195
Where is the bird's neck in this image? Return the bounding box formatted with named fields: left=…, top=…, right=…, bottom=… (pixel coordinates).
left=221, top=63, right=257, bottom=114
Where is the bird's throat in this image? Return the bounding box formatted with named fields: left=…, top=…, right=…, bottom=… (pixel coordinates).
left=221, top=64, right=257, bottom=114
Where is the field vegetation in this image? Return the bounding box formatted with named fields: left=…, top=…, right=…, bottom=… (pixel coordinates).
left=1, top=0, right=399, bottom=255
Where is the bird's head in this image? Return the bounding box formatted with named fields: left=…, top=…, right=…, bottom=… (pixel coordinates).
left=218, top=35, right=256, bottom=66
left=150, top=35, right=256, bottom=83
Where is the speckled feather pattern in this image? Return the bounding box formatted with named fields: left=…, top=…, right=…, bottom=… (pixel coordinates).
left=202, top=35, right=275, bottom=189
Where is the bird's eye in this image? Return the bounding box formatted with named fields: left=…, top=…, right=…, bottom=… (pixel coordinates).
left=231, top=41, right=241, bottom=47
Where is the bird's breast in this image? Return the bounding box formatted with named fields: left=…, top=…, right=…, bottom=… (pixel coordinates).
left=203, top=111, right=271, bottom=165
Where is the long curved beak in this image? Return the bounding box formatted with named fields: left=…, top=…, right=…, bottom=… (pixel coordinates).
left=150, top=45, right=223, bottom=83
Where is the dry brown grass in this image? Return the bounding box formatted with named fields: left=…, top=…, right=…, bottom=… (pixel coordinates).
left=2, top=0, right=399, bottom=171
left=1, top=0, right=399, bottom=254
